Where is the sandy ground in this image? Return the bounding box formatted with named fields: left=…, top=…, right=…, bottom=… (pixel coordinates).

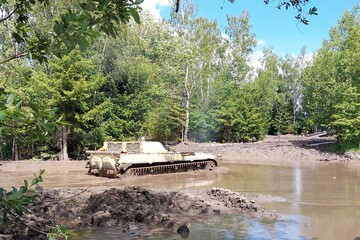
left=1, top=134, right=359, bottom=239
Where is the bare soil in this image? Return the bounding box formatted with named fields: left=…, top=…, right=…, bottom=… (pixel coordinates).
left=171, top=134, right=360, bottom=164
left=1, top=134, right=359, bottom=239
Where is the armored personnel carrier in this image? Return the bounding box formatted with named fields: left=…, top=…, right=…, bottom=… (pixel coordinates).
left=86, top=138, right=219, bottom=178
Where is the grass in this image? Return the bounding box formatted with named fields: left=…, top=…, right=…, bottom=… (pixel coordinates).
left=329, top=142, right=360, bottom=155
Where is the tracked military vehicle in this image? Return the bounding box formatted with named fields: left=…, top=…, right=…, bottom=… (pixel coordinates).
left=85, top=138, right=219, bottom=178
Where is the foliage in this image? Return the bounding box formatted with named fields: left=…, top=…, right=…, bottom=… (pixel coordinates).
left=174, top=0, right=318, bottom=24
left=188, top=106, right=214, bottom=142
left=0, top=90, right=62, bottom=133
left=210, top=66, right=269, bottom=142
left=0, top=170, right=74, bottom=239
left=0, top=88, right=62, bottom=159
left=30, top=48, right=106, bottom=159
left=48, top=225, right=75, bottom=240
left=93, top=21, right=169, bottom=141
left=0, top=169, right=44, bottom=225
left=213, top=94, right=268, bottom=142
left=331, top=87, right=360, bottom=145
left=0, top=0, right=359, bottom=158
left=329, top=141, right=360, bottom=155
left=0, top=0, right=143, bottom=64
left=303, top=6, right=360, bottom=144
left=269, top=0, right=318, bottom=25
left=0, top=0, right=143, bottom=159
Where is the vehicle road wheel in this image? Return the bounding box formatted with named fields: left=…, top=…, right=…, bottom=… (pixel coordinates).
left=99, top=169, right=107, bottom=177
left=205, top=161, right=216, bottom=171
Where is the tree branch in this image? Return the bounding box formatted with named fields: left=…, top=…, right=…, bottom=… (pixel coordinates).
left=0, top=52, right=28, bottom=65
left=0, top=6, right=19, bottom=23
left=175, top=0, right=180, bottom=12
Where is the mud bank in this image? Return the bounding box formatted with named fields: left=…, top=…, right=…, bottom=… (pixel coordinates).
left=172, top=135, right=360, bottom=164
left=0, top=186, right=275, bottom=239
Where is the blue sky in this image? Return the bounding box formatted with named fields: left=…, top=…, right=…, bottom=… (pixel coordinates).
left=142, top=0, right=359, bottom=57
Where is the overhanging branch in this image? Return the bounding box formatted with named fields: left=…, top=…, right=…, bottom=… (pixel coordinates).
left=0, top=6, right=19, bottom=23
left=0, top=52, right=28, bottom=65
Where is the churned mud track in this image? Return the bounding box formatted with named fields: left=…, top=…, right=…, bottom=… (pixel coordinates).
left=172, top=134, right=360, bottom=164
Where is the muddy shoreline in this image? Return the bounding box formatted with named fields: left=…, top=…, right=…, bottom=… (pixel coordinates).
left=1, top=135, right=359, bottom=239
left=0, top=185, right=276, bottom=239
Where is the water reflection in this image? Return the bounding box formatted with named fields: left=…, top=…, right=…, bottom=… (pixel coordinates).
left=217, top=163, right=360, bottom=240
left=72, top=162, right=360, bottom=240
left=75, top=215, right=310, bottom=240
left=295, top=165, right=302, bottom=198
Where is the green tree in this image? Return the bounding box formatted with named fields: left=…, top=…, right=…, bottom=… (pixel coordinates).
left=208, top=11, right=270, bottom=142
left=30, top=48, right=105, bottom=160
left=303, top=6, right=360, bottom=137
left=0, top=87, right=60, bottom=160
left=280, top=48, right=308, bottom=129
left=0, top=0, right=144, bottom=159
left=331, top=87, right=360, bottom=146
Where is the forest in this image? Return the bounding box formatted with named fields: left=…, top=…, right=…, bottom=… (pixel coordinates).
left=0, top=0, right=359, bottom=160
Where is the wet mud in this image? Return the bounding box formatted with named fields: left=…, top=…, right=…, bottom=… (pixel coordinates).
left=0, top=186, right=275, bottom=239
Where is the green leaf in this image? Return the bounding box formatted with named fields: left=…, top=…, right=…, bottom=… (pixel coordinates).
left=0, top=111, right=7, bottom=121
left=31, top=177, right=41, bottom=186
left=309, top=7, right=318, bottom=15
left=23, top=180, right=29, bottom=189
left=7, top=189, right=22, bottom=201
left=53, top=21, right=64, bottom=35
left=131, top=10, right=141, bottom=24
left=5, top=93, right=15, bottom=107
left=11, top=32, right=24, bottom=43
left=78, top=35, right=89, bottom=48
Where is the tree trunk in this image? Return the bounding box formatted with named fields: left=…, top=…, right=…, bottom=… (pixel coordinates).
left=58, top=125, right=69, bottom=161
left=293, top=107, right=296, bottom=125
left=12, top=136, right=18, bottom=161
left=184, top=95, right=190, bottom=142
left=184, top=66, right=190, bottom=142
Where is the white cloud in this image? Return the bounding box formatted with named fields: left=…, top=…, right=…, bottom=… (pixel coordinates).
left=221, top=32, right=230, bottom=40
left=249, top=49, right=264, bottom=70
left=257, top=39, right=266, bottom=47
left=141, top=0, right=171, bottom=20
left=303, top=52, right=315, bottom=63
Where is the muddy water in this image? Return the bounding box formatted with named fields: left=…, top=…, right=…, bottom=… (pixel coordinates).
left=1, top=161, right=360, bottom=239
left=213, top=163, right=360, bottom=240
left=78, top=162, right=360, bottom=240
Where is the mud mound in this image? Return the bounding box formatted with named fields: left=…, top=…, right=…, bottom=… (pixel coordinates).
left=206, top=188, right=261, bottom=211
left=83, top=186, right=213, bottom=228
left=188, top=188, right=278, bottom=218
left=0, top=186, right=272, bottom=239
left=81, top=186, right=275, bottom=234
